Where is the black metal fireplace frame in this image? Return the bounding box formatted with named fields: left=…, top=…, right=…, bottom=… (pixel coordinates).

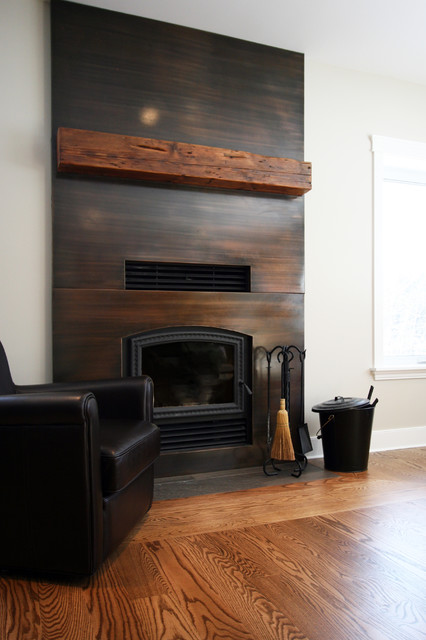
left=123, top=326, right=253, bottom=451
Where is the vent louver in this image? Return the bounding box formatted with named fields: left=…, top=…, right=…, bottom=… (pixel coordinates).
left=125, top=261, right=250, bottom=292
left=159, top=418, right=249, bottom=451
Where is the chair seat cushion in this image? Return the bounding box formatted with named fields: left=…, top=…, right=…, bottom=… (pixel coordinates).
left=100, top=419, right=160, bottom=494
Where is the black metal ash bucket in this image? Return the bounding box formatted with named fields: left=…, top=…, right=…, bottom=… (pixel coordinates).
left=312, top=387, right=378, bottom=472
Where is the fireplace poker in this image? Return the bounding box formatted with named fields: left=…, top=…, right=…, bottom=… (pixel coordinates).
left=285, top=345, right=309, bottom=476
left=263, top=346, right=282, bottom=476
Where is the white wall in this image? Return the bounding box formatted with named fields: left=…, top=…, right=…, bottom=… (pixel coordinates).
left=304, top=59, right=426, bottom=437
left=0, top=0, right=51, bottom=384
left=1, top=2, right=425, bottom=443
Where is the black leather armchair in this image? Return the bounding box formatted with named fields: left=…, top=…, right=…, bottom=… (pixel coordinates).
left=0, top=341, right=160, bottom=577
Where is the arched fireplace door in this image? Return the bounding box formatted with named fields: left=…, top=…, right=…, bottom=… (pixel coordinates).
left=123, top=327, right=252, bottom=451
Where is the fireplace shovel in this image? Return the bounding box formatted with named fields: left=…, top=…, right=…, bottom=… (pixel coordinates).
left=298, top=349, right=313, bottom=454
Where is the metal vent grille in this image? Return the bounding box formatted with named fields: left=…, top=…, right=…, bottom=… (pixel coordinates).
left=159, top=418, right=249, bottom=451
left=125, top=261, right=250, bottom=292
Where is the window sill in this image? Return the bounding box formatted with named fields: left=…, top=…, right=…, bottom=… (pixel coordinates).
left=371, top=366, right=426, bottom=380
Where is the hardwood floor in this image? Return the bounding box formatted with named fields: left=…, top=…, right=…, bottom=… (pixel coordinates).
left=1, top=448, right=425, bottom=639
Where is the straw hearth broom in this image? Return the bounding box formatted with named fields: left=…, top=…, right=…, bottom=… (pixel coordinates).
left=270, top=347, right=295, bottom=461
left=270, top=398, right=295, bottom=461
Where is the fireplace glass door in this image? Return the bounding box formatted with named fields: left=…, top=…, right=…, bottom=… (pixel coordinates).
left=143, top=340, right=235, bottom=408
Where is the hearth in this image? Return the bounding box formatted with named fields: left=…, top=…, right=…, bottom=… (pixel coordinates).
left=123, top=326, right=252, bottom=452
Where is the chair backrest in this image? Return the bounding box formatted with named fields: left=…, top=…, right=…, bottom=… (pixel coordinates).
left=0, top=342, right=16, bottom=395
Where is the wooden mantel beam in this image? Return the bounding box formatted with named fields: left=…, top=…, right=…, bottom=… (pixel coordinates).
left=57, top=127, right=312, bottom=196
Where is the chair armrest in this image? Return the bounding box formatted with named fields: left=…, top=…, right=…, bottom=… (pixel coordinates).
left=0, top=391, right=97, bottom=425
left=16, top=376, right=154, bottom=421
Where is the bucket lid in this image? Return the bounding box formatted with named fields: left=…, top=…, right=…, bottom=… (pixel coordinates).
left=312, top=395, right=371, bottom=413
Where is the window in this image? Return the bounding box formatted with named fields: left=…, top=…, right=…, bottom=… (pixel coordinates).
left=372, top=135, right=426, bottom=379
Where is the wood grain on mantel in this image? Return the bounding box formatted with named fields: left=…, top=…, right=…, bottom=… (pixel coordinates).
left=56, top=127, right=312, bottom=196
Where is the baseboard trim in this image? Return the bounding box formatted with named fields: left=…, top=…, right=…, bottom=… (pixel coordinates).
left=306, top=425, right=426, bottom=460
left=369, top=425, right=426, bottom=451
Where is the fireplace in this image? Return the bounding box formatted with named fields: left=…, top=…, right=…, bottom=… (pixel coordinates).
left=51, top=3, right=306, bottom=477
left=123, top=327, right=252, bottom=452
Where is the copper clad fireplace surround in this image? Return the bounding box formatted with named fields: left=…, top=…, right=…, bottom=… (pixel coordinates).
left=51, top=1, right=309, bottom=476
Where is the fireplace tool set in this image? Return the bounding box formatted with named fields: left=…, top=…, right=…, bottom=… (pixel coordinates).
left=263, top=345, right=312, bottom=478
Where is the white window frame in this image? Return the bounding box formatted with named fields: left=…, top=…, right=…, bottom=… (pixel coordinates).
left=371, top=135, right=426, bottom=381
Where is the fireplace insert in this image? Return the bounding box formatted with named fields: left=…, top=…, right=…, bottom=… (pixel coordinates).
left=123, top=327, right=252, bottom=451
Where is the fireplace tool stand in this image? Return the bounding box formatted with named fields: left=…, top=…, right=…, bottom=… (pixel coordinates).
left=263, top=345, right=308, bottom=478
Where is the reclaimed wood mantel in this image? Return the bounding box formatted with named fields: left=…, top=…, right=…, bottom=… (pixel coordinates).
left=56, top=127, right=312, bottom=196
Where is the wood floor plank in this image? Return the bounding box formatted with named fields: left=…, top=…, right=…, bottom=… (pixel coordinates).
left=0, top=577, right=42, bottom=640
left=81, top=558, right=152, bottom=640
left=162, top=531, right=309, bottom=640
left=131, top=593, right=201, bottom=640
left=135, top=472, right=426, bottom=542
left=107, top=540, right=170, bottom=601
left=200, top=524, right=393, bottom=640
left=317, top=500, right=426, bottom=580
left=261, top=514, right=426, bottom=640
left=141, top=537, right=256, bottom=639
left=364, top=448, right=426, bottom=482
left=37, top=581, right=96, bottom=640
